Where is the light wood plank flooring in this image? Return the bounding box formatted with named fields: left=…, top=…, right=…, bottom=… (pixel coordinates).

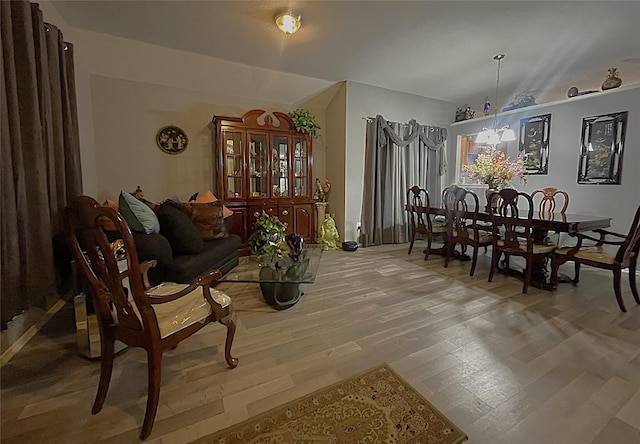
left=2, top=243, right=639, bottom=443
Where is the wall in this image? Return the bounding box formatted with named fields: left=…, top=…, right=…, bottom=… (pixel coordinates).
left=325, top=83, right=348, bottom=237
left=341, top=82, right=455, bottom=241
left=54, top=25, right=334, bottom=200
left=448, top=85, right=640, bottom=233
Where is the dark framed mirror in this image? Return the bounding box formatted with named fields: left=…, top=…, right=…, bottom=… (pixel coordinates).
left=519, top=114, right=550, bottom=175
left=578, top=111, right=627, bottom=185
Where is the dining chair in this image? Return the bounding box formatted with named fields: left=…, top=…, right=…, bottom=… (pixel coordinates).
left=64, top=196, right=238, bottom=440
left=406, top=186, right=447, bottom=260
left=550, top=204, right=640, bottom=312
left=530, top=187, right=570, bottom=214
left=488, top=189, right=556, bottom=293
left=442, top=185, right=493, bottom=276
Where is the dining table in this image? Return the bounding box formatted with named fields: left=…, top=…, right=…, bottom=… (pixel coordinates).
left=407, top=204, right=612, bottom=290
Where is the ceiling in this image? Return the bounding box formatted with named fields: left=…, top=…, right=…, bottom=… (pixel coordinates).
left=51, top=1, right=640, bottom=109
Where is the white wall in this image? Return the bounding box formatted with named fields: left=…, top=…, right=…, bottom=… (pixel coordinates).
left=341, top=82, right=455, bottom=240
left=447, top=85, right=640, bottom=233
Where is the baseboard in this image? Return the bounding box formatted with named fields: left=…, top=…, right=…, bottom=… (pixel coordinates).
left=0, top=299, right=66, bottom=366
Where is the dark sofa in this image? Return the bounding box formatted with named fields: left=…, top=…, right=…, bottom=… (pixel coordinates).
left=130, top=201, right=241, bottom=287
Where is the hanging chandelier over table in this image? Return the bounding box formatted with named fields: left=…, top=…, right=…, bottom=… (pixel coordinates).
left=476, top=54, right=516, bottom=145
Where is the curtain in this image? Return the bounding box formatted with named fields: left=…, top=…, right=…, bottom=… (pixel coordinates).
left=360, top=115, right=446, bottom=246
left=1, top=1, right=82, bottom=328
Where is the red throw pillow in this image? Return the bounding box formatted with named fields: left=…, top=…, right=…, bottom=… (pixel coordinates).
left=193, top=190, right=233, bottom=218
left=98, top=199, right=119, bottom=231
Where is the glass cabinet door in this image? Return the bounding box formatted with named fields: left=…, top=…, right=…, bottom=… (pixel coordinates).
left=293, top=136, right=308, bottom=197
left=271, top=134, right=290, bottom=197
left=248, top=133, right=268, bottom=198
left=223, top=129, right=244, bottom=199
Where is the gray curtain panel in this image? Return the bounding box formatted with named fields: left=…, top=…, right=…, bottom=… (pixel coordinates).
left=1, top=1, right=82, bottom=328
left=360, top=115, right=446, bottom=246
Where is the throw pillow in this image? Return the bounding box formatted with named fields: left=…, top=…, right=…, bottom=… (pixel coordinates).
left=190, top=201, right=228, bottom=240
left=155, top=202, right=203, bottom=255
left=194, top=190, right=234, bottom=218
left=159, top=198, right=193, bottom=217
left=118, top=191, right=160, bottom=234
left=98, top=199, right=119, bottom=231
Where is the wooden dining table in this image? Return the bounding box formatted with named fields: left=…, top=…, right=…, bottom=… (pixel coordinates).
left=407, top=204, right=612, bottom=290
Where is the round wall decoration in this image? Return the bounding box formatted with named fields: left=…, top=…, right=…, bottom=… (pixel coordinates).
left=156, top=125, right=188, bottom=154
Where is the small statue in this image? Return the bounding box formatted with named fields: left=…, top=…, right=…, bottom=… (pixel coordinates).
left=314, top=178, right=331, bottom=202
left=483, top=97, right=491, bottom=116
left=285, top=233, right=304, bottom=262
left=464, top=106, right=475, bottom=120
left=601, top=68, right=622, bottom=91
left=319, top=214, right=339, bottom=250
left=133, top=186, right=144, bottom=199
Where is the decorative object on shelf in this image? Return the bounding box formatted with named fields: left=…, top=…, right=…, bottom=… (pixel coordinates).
left=601, top=68, right=622, bottom=90
left=313, top=178, right=331, bottom=202
left=156, top=125, right=188, bottom=154
left=248, top=212, right=287, bottom=264
left=319, top=213, right=340, bottom=250
left=519, top=114, right=551, bottom=175
left=578, top=111, right=627, bottom=185
left=567, top=86, right=598, bottom=98
left=285, top=233, right=304, bottom=261
left=463, top=146, right=527, bottom=190
left=483, top=97, right=491, bottom=116
left=275, top=11, right=301, bottom=35
left=476, top=54, right=517, bottom=145
left=502, top=91, right=537, bottom=112
left=288, top=108, right=320, bottom=136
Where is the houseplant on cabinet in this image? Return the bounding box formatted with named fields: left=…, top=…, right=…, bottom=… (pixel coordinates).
left=288, top=108, right=321, bottom=137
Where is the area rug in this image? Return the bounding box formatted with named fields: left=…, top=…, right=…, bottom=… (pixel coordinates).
left=192, top=363, right=467, bottom=444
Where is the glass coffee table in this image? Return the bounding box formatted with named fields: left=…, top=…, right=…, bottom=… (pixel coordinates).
left=219, top=245, right=323, bottom=310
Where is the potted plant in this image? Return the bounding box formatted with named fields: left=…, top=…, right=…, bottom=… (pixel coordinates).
left=248, top=211, right=287, bottom=264
left=288, top=108, right=321, bottom=137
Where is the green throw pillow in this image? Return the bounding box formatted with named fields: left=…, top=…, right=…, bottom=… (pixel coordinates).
left=118, top=191, right=160, bottom=234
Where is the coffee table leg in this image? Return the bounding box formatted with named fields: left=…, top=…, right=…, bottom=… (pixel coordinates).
left=260, top=282, right=304, bottom=310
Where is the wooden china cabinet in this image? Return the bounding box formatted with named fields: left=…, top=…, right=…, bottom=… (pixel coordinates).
left=212, top=109, right=315, bottom=254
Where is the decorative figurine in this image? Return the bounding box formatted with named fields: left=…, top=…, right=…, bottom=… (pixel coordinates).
left=313, top=178, right=331, bottom=202
left=319, top=214, right=340, bottom=250
left=285, top=233, right=304, bottom=261
left=601, top=68, right=622, bottom=91
left=483, top=97, right=491, bottom=116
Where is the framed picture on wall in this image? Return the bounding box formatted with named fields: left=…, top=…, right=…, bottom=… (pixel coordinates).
left=519, top=114, right=551, bottom=175
left=578, top=111, right=627, bottom=185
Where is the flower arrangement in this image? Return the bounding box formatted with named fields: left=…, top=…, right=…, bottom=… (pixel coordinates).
left=288, top=108, right=321, bottom=137
left=462, top=147, right=527, bottom=190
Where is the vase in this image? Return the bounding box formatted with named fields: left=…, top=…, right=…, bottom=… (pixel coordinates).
left=601, top=68, right=622, bottom=91
left=485, top=188, right=499, bottom=213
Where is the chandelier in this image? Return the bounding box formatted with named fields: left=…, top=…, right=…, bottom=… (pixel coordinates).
left=476, top=54, right=516, bottom=145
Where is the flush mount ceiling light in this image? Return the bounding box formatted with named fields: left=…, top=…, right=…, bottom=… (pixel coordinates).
left=275, top=11, right=301, bottom=35
left=476, top=54, right=516, bottom=145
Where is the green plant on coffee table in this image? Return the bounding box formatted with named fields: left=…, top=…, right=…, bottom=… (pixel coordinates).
left=288, top=108, right=321, bottom=137
left=248, top=212, right=287, bottom=264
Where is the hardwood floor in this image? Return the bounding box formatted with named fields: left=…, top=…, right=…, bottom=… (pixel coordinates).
left=2, top=243, right=639, bottom=443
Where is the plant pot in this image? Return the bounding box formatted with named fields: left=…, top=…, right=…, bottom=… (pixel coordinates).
left=485, top=188, right=499, bottom=213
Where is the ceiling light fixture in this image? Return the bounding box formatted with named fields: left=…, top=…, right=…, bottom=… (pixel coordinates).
left=476, top=54, right=516, bottom=145
left=275, top=12, right=301, bottom=35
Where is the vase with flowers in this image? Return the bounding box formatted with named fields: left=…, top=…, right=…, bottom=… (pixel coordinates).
left=462, top=147, right=527, bottom=211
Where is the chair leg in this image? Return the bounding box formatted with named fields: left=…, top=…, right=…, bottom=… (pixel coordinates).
left=424, top=233, right=433, bottom=261
left=488, top=249, right=500, bottom=282
left=470, top=246, right=479, bottom=276
left=92, top=334, right=115, bottom=415
left=574, top=262, right=581, bottom=284
left=629, top=260, right=639, bottom=305
left=613, top=268, right=627, bottom=313
left=444, top=240, right=455, bottom=268
left=140, top=347, right=163, bottom=440
left=219, top=310, right=239, bottom=369
left=523, top=259, right=532, bottom=294
left=408, top=226, right=415, bottom=255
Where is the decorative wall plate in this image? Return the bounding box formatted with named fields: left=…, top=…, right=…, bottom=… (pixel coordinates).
left=156, top=125, right=188, bottom=154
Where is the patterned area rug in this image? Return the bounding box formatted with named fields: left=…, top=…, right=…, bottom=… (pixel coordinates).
left=192, top=364, right=467, bottom=444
